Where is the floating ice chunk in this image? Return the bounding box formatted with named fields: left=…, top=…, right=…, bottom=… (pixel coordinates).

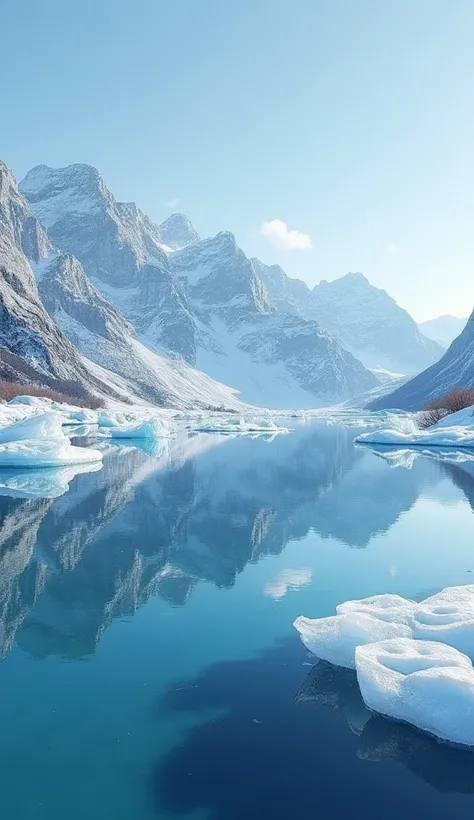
left=0, top=439, right=103, bottom=468
left=0, top=461, right=102, bottom=499
left=0, top=412, right=64, bottom=443
left=99, top=417, right=170, bottom=439
left=293, top=612, right=412, bottom=669
left=51, top=404, right=98, bottom=425
left=355, top=638, right=474, bottom=747
left=194, top=417, right=289, bottom=435
left=97, top=410, right=134, bottom=428
left=295, top=585, right=474, bottom=669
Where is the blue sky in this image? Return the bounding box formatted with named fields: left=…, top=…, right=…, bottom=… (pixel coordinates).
left=3, top=0, right=474, bottom=320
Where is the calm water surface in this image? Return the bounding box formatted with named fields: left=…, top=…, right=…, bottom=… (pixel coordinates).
left=1, top=420, right=474, bottom=819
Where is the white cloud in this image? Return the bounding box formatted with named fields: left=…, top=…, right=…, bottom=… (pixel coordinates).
left=259, top=218, right=313, bottom=251
left=165, top=198, right=180, bottom=209
left=387, top=242, right=397, bottom=254
left=264, top=568, right=313, bottom=600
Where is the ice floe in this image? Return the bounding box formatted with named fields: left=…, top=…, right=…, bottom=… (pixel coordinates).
left=294, top=611, right=412, bottom=669
left=0, top=438, right=103, bottom=468
left=99, top=418, right=171, bottom=439
left=356, top=638, right=474, bottom=747
left=0, top=411, right=64, bottom=443
left=295, top=585, right=474, bottom=747
left=0, top=411, right=102, bottom=468
left=294, top=585, right=474, bottom=669
left=192, top=417, right=289, bottom=435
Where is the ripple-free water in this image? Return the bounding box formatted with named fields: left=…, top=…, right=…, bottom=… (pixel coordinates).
left=1, top=421, right=474, bottom=819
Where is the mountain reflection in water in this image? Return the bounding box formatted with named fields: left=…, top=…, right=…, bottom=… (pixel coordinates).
left=0, top=423, right=450, bottom=662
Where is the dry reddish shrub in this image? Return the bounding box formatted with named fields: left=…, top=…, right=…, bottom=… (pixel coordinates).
left=418, top=388, right=474, bottom=429
left=0, top=380, right=104, bottom=409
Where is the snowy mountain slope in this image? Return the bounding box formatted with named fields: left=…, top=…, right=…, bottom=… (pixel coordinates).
left=370, top=309, right=474, bottom=410
left=250, top=263, right=444, bottom=377
left=37, top=254, right=244, bottom=410
left=22, top=163, right=378, bottom=407
left=1, top=160, right=243, bottom=410
left=418, top=315, right=468, bottom=348
left=171, top=233, right=376, bottom=404
left=302, top=273, right=444, bottom=375
left=252, top=257, right=311, bottom=314
left=20, top=164, right=200, bottom=360
left=0, top=160, right=131, bottom=401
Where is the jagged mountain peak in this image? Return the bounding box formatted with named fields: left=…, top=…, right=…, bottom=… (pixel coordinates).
left=158, top=212, right=200, bottom=250
left=305, top=271, right=444, bottom=374
left=20, top=163, right=112, bottom=231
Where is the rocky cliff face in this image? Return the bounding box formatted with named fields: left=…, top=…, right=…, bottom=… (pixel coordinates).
left=0, top=161, right=128, bottom=400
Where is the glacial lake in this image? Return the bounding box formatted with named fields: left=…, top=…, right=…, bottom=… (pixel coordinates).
left=1, top=419, right=474, bottom=819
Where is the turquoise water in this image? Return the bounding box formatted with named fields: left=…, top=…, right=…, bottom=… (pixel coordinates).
left=1, top=421, right=474, bottom=819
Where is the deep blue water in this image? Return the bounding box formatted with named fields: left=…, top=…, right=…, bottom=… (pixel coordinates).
left=1, top=420, right=474, bottom=819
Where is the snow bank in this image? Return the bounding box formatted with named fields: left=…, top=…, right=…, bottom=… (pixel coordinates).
left=356, top=638, right=474, bottom=747
left=430, top=405, right=474, bottom=429
left=356, top=409, right=474, bottom=449
left=294, top=585, right=474, bottom=668
left=99, top=417, right=170, bottom=439
left=0, top=462, right=102, bottom=499
left=193, top=417, right=289, bottom=435
left=8, top=395, right=53, bottom=407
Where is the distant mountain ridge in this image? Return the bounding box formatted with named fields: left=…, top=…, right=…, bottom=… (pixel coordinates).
left=20, top=162, right=378, bottom=407
left=418, top=314, right=468, bottom=348
left=257, top=264, right=444, bottom=376
left=371, top=310, right=474, bottom=410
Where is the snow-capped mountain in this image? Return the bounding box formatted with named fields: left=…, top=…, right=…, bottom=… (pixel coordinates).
left=0, top=160, right=127, bottom=401
left=418, top=315, right=468, bottom=348
left=258, top=265, right=443, bottom=376
left=371, top=310, right=474, bottom=410
left=159, top=213, right=200, bottom=250
left=0, top=161, right=244, bottom=409
left=21, top=163, right=377, bottom=407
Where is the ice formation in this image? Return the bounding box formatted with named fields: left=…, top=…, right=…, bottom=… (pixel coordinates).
left=294, top=585, right=474, bottom=669
left=294, top=611, right=412, bottom=669
left=193, top=417, right=289, bottom=435
left=0, top=411, right=64, bottom=443
left=0, top=438, right=103, bottom=468
left=356, top=409, right=474, bottom=449
left=356, top=638, right=474, bottom=747
left=99, top=418, right=170, bottom=439
left=0, top=411, right=102, bottom=468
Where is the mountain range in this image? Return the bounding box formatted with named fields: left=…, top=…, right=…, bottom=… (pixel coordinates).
left=1, top=157, right=458, bottom=410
